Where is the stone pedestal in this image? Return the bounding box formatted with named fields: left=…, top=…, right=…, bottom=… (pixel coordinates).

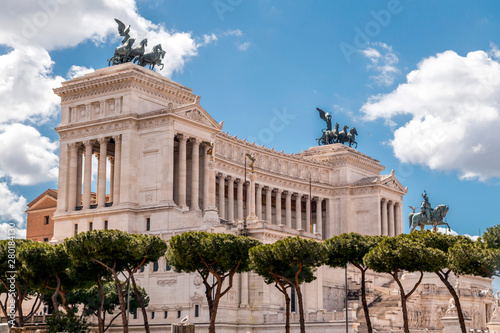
left=0, top=323, right=8, bottom=333
left=171, top=323, right=195, bottom=333
left=487, top=315, right=500, bottom=333
left=441, top=310, right=470, bottom=333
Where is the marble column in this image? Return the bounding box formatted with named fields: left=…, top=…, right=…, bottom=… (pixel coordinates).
left=395, top=203, right=402, bottom=235
left=178, top=135, right=187, bottom=209
left=315, top=197, right=323, bottom=236
left=82, top=140, right=93, bottom=209
left=240, top=272, right=249, bottom=307
left=95, top=153, right=100, bottom=203
left=305, top=195, right=311, bottom=232
left=218, top=174, right=225, bottom=220
left=67, top=142, right=79, bottom=211
left=76, top=148, right=83, bottom=206
left=381, top=199, right=388, bottom=236
left=237, top=179, right=244, bottom=220
left=191, top=138, right=200, bottom=211
left=295, top=194, right=302, bottom=230
left=275, top=189, right=282, bottom=225
left=265, top=186, right=272, bottom=223
left=113, top=135, right=121, bottom=205
left=285, top=191, right=292, bottom=228
left=97, top=137, right=108, bottom=208
left=248, top=173, right=257, bottom=220
left=109, top=157, right=114, bottom=202
left=256, top=184, right=262, bottom=220
left=227, top=176, right=234, bottom=222
left=388, top=200, right=395, bottom=237
left=203, top=144, right=210, bottom=210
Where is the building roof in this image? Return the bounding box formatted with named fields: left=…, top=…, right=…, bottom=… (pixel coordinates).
left=26, top=189, right=58, bottom=210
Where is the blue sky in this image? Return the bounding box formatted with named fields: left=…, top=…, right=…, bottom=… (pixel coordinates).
left=1, top=0, right=500, bottom=239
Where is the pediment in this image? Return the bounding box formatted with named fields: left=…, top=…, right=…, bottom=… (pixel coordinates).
left=173, top=104, right=222, bottom=130
left=382, top=175, right=407, bottom=193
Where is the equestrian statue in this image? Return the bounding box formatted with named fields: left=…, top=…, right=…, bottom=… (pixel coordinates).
left=409, top=191, right=450, bottom=232
left=107, top=18, right=165, bottom=70
left=316, top=107, right=358, bottom=148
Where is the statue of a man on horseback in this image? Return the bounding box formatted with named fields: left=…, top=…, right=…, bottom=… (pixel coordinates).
left=409, top=191, right=450, bottom=232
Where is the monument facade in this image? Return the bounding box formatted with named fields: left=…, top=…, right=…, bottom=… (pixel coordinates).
left=47, top=63, right=493, bottom=332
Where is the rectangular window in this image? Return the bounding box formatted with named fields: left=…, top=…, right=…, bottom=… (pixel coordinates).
left=140, top=265, right=145, bottom=273
left=74, top=224, right=78, bottom=236
left=195, top=305, right=199, bottom=317
left=44, top=216, right=50, bottom=225
left=151, top=311, right=155, bottom=319
left=146, top=217, right=151, bottom=231
left=153, top=261, right=159, bottom=272
left=133, top=309, right=137, bottom=320
left=166, top=260, right=171, bottom=271
left=43, top=238, right=49, bottom=242
left=177, top=310, right=181, bottom=318
left=291, top=288, right=296, bottom=313
left=89, top=222, right=93, bottom=231
left=104, top=220, right=108, bottom=230
left=164, top=311, right=168, bottom=319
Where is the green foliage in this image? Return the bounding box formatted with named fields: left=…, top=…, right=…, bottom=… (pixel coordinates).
left=448, top=239, right=498, bottom=277
left=482, top=224, right=500, bottom=249
left=364, top=233, right=446, bottom=274
left=46, top=309, right=90, bottom=333
left=167, top=231, right=261, bottom=275
left=324, top=233, right=384, bottom=268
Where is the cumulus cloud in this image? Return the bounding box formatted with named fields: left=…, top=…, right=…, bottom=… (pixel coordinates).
left=437, top=227, right=479, bottom=241
left=362, top=49, right=500, bottom=181
left=0, top=182, right=27, bottom=228
left=361, top=42, right=400, bottom=86
left=0, top=124, right=59, bottom=185
left=238, top=41, right=250, bottom=51
left=0, top=47, right=64, bottom=124
left=67, top=65, right=94, bottom=79
left=0, top=224, right=26, bottom=240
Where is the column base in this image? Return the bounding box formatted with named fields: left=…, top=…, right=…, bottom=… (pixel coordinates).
left=247, top=213, right=258, bottom=222
left=160, top=199, right=177, bottom=207
left=203, top=209, right=219, bottom=224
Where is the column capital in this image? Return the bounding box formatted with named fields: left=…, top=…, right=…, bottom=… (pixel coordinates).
left=83, top=139, right=94, bottom=148
left=226, top=175, right=233, bottom=181
left=190, top=137, right=201, bottom=145
left=381, top=198, right=386, bottom=203
left=285, top=191, right=292, bottom=197
left=394, top=201, right=400, bottom=207
left=314, top=196, right=322, bottom=202
left=217, top=172, right=225, bottom=178
left=274, top=188, right=282, bottom=194
left=235, top=178, right=243, bottom=184
left=97, top=137, right=109, bottom=145
left=68, top=142, right=80, bottom=150
left=264, top=185, right=272, bottom=191
left=109, top=156, right=115, bottom=164
left=256, top=183, right=263, bottom=189
left=387, top=200, right=394, bottom=206
left=177, top=133, right=187, bottom=142
left=113, top=134, right=121, bottom=143
left=294, top=193, right=302, bottom=198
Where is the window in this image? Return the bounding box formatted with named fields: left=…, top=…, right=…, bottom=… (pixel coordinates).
left=151, top=311, right=155, bottom=319
left=44, top=216, right=50, bottom=225
left=291, top=288, right=296, bottom=313
left=177, top=310, right=181, bottom=318
left=89, top=222, right=93, bottom=231
left=43, top=238, right=49, bottom=242
left=146, top=217, right=151, bottom=231
left=164, top=311, right=168, bottom=319
left=153, top=261, right=159, bottom=272
left=74, top=224, right=78, bottom=236
left=166, top=260, right=171, bottom=271
left=195, top=305, right=199, bottom=317
left=140, top=265, right=145, bottom=273
left=104, top=220, right=108, bottom=230
left=133, top=309, right=137, bottom=320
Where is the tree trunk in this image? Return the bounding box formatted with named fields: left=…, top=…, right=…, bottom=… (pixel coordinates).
left=208, top=279, right=224, bottom=333
left=360, top=268, right=373, bottom=333
left=284, top=291, right=291, bottom=333
left=97, top=279, right=105, bottom=333
left=436, top=272, right=467, bottom=333
left=130, top=272, right=150, bottom=333
left=111, top=268, right=128, bottom=333
left=295, top=285, right=306, bottom=333
left=51, top=276, right=61, bottom=314
left=394, top=273, right=410, bottom=333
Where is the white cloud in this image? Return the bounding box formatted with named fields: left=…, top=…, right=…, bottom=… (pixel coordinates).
left=0, top=182, right=27, bottom=229
left=362, top=49, right=500, bottom=181
left=437, top=227, right=479, bottom=241
left=67, top=65, right=94, bottom=79
left=223, top=29, right=243, bottom=37
left=0, top=224, right=26, bottom=240
left=238, top=42, right=250, bottom=51
left=0, top=124, right=59, bottom=185
left=361, top=42, right=400, bottom=86
left=0, top=47, right=64, bottom=124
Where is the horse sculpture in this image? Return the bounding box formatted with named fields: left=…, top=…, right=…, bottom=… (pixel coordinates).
left=134, top=44, right=166, bottom=70
left=317, top=123, right=339, bottom=145
left=409, top=204, right=450, bottom=232
left=345, top=127, right=358, bottom=148
left=108, top=38, right=135, bottom=66
left=127, top=38, right=147, bottom=63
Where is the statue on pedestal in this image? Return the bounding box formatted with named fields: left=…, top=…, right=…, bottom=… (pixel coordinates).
left=316, top=108, right=358, bottom=148
left=409, top=191, right=450, bottom=232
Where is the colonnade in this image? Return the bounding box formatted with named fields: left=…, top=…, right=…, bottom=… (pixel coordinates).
left=380, top=198, right=402, bottom=236
left=64, top=136, right=122, bottom=211
left=215, top=173, right=326, bottom=235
